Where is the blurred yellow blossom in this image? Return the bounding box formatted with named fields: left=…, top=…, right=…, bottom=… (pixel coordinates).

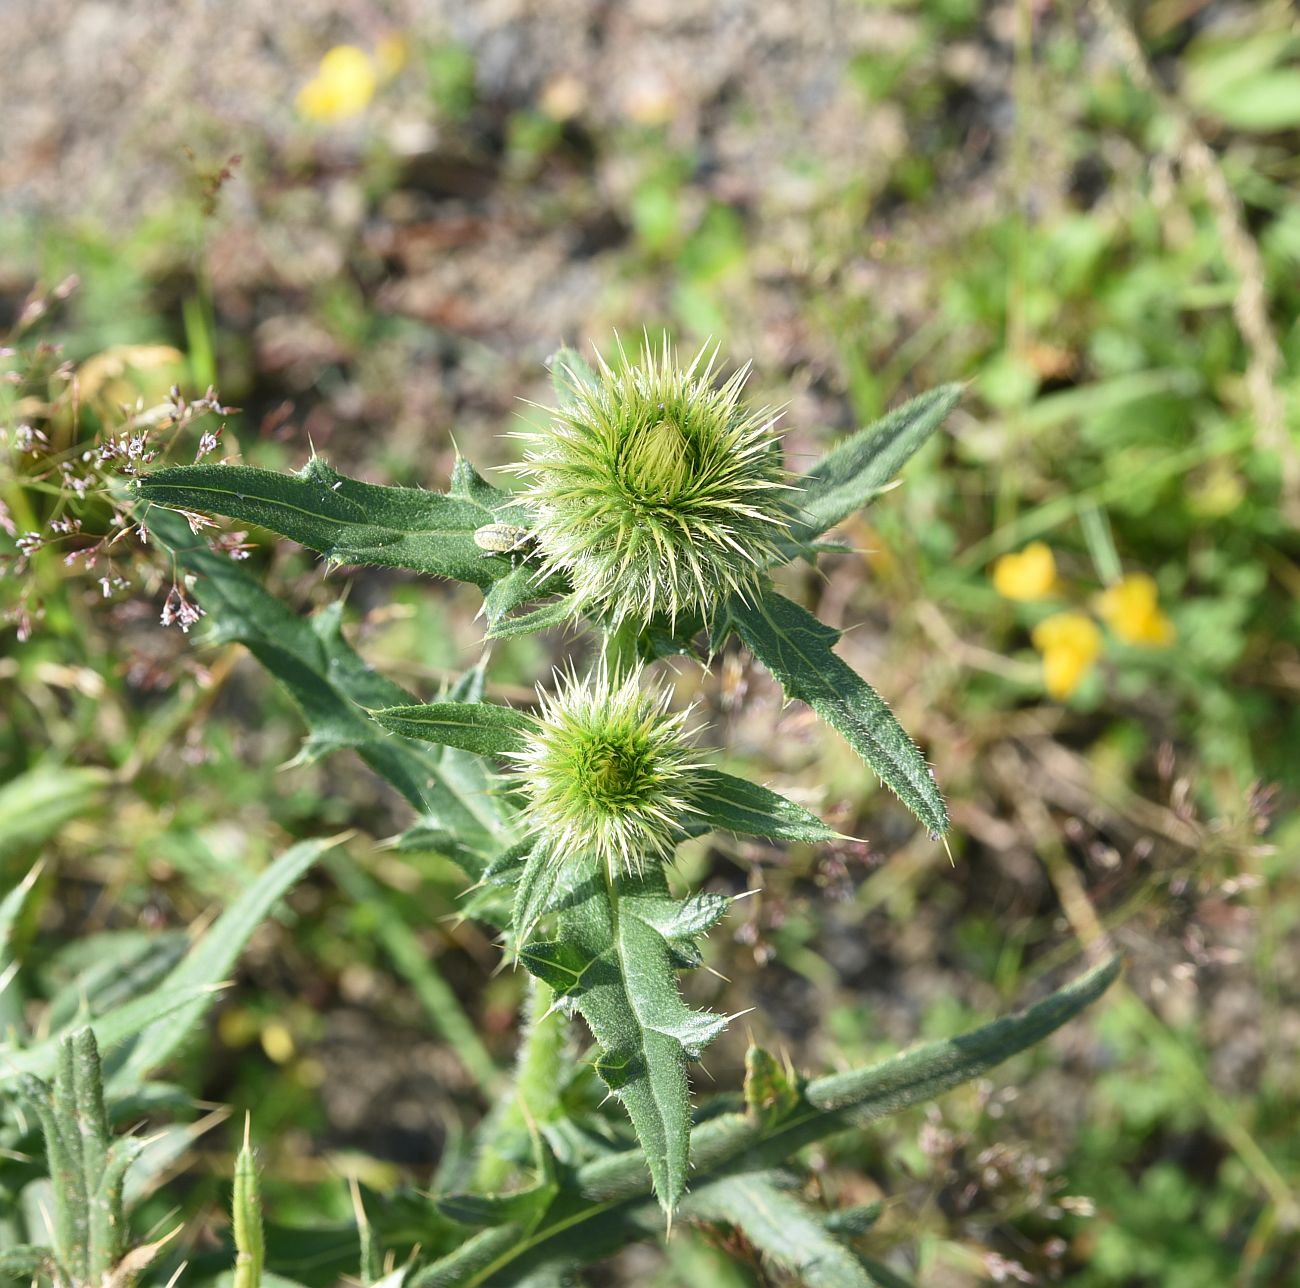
left=260, top=1019, right=296, bottom=1065
left=1187, top=462, right=1245, bottom=517
left=217, top=1005, right=258, bottom=1049
left=1031, top=611, right=1101, bottom=700
left=297, top=45, right=377, bottom=121
left=1096, top=573, right=1175, bottom=647
left=992, top=542, right=1057, bottom=602
left=78, top=343, right=185, bottom=411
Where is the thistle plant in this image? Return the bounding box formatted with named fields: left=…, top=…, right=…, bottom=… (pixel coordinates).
left=1, top=336, right=1120, bottom=1285
left=5, top=1031, right=172, bottom=1288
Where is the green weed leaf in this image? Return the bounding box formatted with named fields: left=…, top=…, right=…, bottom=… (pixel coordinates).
left=385, top=959, right=1118, bottom=1284
left=802, top=954, right=1123, bottom=1123
left=137, top=455, right=510, bottom=587
left=512, top=841, right=563, bottom=948
left=0, top=765, right=108, bottom=869
left=691, top=768, right=838, bottom=844
left=0, top=988, right=215, bottom=1090
left=575, top=954, right=1121, bottom=1204
left=485, top=590, right=579, bottom=640
left=367, top=701, right=532, bottom=757
left=520, top=856, right=728, bottom=1211
left=730, top=590, right=948, bottom=837
left=786, top=384, right=960, bottom=547
left=144, top=506, right=516, bottom=874
left=681, top=1172, right=873, bottom=1288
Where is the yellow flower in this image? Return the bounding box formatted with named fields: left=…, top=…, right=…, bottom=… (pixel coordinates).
left=78, top=343, right=185, bottom=411
left=992, top=542, right=1057, bottom=602
left=259, top=1019, right=296, bottom=1065
left=1095, top=573, right=1175, bottom=648
left=297, top=45, right=377, bottom=121
left=1031, top=611, right=1101, bottom=700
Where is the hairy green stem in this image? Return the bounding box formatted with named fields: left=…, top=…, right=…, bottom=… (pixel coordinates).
left=471, top=979, right=566, bottom=1192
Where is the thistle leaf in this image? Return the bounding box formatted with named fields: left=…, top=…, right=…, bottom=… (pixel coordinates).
left=681, top=1172, right=873, bottom=1288
left=803, top=954, right=1123, bottom=1123
left=617, top=887, right=730, bottom=971
left=730, top=589, right=948, bottom=837
left=786, top=384, right=961, bottom=547
left=406, top=962, right=1117, bottom=1284
left=144, top=506, right=515, bottom=874
left=485, top=591, right=579, bottom=640
left=137, top=455, right=512, bottom=587
left=368, top=701, right=532, bottom=757
left=480, top=837, right=538, bottom=886
left=434, top=1163, right=558, bottom=1229
left=480, top=564, right=567, bottom=632
left=520, top=855, right=728, bottom=1212
left=575, top=954, right=1121, bottom=1204
left=512, top=840, right=563, bottom=947
left=691, top=768, right=838, bottom=844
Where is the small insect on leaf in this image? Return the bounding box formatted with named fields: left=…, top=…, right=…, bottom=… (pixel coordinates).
left=474, top=523, right=536, bottom=558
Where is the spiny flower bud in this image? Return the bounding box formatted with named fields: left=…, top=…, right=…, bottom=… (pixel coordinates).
left=513, top=338, right=791, bottom=628
left=507, top=662, right=700, bottom=875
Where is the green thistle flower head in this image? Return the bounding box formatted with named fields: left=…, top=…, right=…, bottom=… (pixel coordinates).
left=514, top=338, right=791, bottom=627
left=508, top=662, right=700, bottom=875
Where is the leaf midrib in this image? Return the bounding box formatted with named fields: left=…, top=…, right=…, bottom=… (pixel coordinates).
left=605, top=864, right=678, bottom=1203
left=141, top=477, right=489, bottom=540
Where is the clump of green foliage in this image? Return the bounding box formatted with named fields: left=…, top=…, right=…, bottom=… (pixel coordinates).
left=2, top=338, right=1118, bottom=1285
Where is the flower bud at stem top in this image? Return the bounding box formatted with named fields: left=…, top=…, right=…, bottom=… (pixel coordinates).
left=512, top=337, right=792, bottom=630
left=507, top=661, right=700, bottom=875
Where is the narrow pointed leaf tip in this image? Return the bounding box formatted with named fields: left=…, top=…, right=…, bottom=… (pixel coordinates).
left=691, top=768, right=839, bottom=844
left=804, top=953, right=1122, bottom=1120
left=232, top=1116, right=264, bottom=1288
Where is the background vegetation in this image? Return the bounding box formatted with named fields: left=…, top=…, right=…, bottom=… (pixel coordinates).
left=3, top=1, right=1298, bottom=1283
